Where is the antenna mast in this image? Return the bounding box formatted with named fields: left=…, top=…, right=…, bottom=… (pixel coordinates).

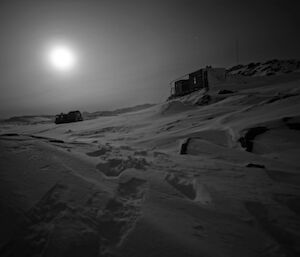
left=235, top=39, right=239, bottom=65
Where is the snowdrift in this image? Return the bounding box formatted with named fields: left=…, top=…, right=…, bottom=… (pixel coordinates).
left=1, top=62, right=300, bottom=257
left=158, top=100, right=195, bottom=115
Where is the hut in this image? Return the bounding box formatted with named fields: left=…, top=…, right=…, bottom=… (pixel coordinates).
left=170, top=66, right=226, bottom=97
left=55, top=110, right=83, bottom=124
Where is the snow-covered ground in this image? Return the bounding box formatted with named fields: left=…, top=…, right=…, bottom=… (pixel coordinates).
left=227, top=59, right=300, bottom=77
left=1, top=71, right=300, bottom=257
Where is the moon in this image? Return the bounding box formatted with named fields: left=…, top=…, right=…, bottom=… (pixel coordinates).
left=49, top=46, right=76, bottom=71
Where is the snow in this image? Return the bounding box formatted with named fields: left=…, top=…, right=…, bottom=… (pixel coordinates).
left=1, top=70, right=300, bottom=257
left=227, top=59, right=300, bottom=77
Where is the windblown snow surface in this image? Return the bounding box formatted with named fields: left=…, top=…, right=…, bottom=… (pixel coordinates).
left=1, top=70, right=300, bottom=257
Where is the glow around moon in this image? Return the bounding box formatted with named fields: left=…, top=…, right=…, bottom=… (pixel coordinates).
left=49, top=46, right=76, bottom=71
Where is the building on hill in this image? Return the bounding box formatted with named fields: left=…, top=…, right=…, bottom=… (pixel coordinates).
left=55, top=110, right=83, bottom=124
left=170, top=66, right=226, bottom=97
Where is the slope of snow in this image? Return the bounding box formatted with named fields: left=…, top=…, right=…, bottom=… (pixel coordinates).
left=2, top=115, right=54, bottom=124
left=1, top=71, right=300, bottom=257
left=227, top=59, right=300, bottom=77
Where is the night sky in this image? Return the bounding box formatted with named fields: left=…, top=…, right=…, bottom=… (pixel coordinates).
left=0, top=0, right=299, bottom=117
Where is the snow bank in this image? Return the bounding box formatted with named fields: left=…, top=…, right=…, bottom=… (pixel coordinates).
left=158, top=100, right=195, bottom=115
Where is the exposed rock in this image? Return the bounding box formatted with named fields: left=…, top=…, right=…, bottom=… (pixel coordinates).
left=239, top=126, right=269, bottom=152
left=195, top=94, right=211, bottom=105
left=246, top=163, right=265, bottom=169
left=218, top=89, right=235, bottom=94
left=179, top=138, right=191, bottom=154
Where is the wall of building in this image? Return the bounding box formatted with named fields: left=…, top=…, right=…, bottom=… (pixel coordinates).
left=174, top=79, right=190, bottom=96
left=188, top=69, right=209, bottom=90
left=171, top=67, right=227, bottom=97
